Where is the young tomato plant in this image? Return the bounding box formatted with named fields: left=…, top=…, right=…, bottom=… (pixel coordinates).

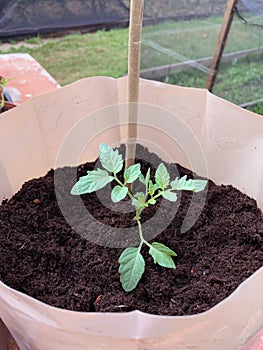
left=0, top=77, right=7, bottom=109
left=0, top=76, right=13, bottom=109
left=71, top=144, right=207, bottom=292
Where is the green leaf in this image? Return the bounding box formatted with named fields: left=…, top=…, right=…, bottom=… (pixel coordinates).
left=191, top=179, right=208, bottom=192
left=148, top=180, right=155, bottom=196
left=170, top=176, right=207, bottom=192
left=134, top=192, right=146, bottom=203
left=145, top=168, right=151, bottom=188
left=131, top=198, right=144, bottom=213
left=132, top=192, right=147, bottom=213
left=131, top=198, right=140, bottom=208
left=118, top=247, right=145, bottom=292
left=149, top=242, right=177, bottom=269
left=170, top=176, right=179, bottom=188
left=170, top=175, right=186, bottom=190
left=99, top=143, right=123, bottom=174
left=151, top=242, right=177, bottom=256
left=124, top=163, right=141, bottom=183
left=111, top=185, right=128, bottom=203
left=162, top=190, right=178, bottom=202
left=71, top=169, right=113, bottom=195
left=139, top=168, right=150, bottom=186
left=1, top=77, right=6, bottom=86
left=139, top=173, right=145, bottom=185
left=155, top=163, right=170, bottom=189
left=148, top=198, right=156, bottom=205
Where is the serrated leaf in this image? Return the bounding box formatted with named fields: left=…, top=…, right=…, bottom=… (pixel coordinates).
left=71, top=169, right=113, bottom=195
left=191, top=179, right=208, bottom=192
left=170, top=176, right=179, bottom=188
left=149, top=242, right=177, bottom=269
left=111, top=185, right=128, bottom=203
left=99, top=143, right=123, bottom=174
left=155, top=163, right=170, bottom=189
left=162, top=190, right=178, bottom=202
left=124, top=163, right=141, bottom=183
left=118, top=247, right=145, bottom=292
left=170, top=175, right=186, bottom=190
left=170, top=176, right=207, bottom=192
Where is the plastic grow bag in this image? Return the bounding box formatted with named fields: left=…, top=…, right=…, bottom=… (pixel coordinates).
left=0, top=77, right=262, bottom=350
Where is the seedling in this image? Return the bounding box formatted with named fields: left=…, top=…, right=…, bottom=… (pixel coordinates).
left=0, top=77, right=7, bottom=109
left=71, top=144, right=207, bottom=292
left=0, top=76, right=12, bottom=109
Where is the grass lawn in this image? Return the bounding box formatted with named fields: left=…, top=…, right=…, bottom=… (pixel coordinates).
left=0, top=29, right=129, bottom=86
left=163, top=51, right=263, bottom=106
left=0, top=14, right=262, bottom=112
left=141, top=15, right=263, bottom=69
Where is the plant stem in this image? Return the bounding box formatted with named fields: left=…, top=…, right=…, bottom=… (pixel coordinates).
left=137, top=218, right=151, bottom=248
left=149, top=191, right=163, bottom=202
left=113, top=172, right=155, bottom=250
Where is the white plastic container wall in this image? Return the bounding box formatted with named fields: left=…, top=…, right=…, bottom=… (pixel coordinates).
left=0, top=77, right=262, bottom=350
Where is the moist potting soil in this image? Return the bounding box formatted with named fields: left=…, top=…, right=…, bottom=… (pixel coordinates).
left=0, top=144, right=262, bottom=316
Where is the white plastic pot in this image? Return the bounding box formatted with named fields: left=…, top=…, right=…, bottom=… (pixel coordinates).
left=0, top=77, right=262, bottom=350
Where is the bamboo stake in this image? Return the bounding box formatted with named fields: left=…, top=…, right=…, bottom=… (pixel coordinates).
left=205, top=0, right=238, bottom=91
left=125, top=0, right=144, bottom=171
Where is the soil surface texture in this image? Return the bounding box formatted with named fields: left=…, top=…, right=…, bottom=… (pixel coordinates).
left=0, top=144, right=262, bottom=316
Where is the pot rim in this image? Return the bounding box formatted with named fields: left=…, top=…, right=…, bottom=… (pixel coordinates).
left=1, top=266, right=262, bottom=319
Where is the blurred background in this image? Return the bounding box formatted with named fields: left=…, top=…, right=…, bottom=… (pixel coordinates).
left=1, top=0, right=263, bottom=113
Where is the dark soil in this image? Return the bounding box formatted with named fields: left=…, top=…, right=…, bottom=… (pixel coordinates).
left=0, top=144, right=262, bottom=316
left=0, top=106, right=10, bottom=113
left=0, top=101, right=16, bottom=113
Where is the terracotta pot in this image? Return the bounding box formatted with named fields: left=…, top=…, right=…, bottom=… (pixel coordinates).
left=0, top=77, right=262, bottom=350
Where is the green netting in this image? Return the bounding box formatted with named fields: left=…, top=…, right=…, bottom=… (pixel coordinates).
left=141, top=0, right=263, bottom=107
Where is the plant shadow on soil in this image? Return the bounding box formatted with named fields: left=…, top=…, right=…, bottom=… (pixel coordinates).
left=0, top=144, right=262, bottom=315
